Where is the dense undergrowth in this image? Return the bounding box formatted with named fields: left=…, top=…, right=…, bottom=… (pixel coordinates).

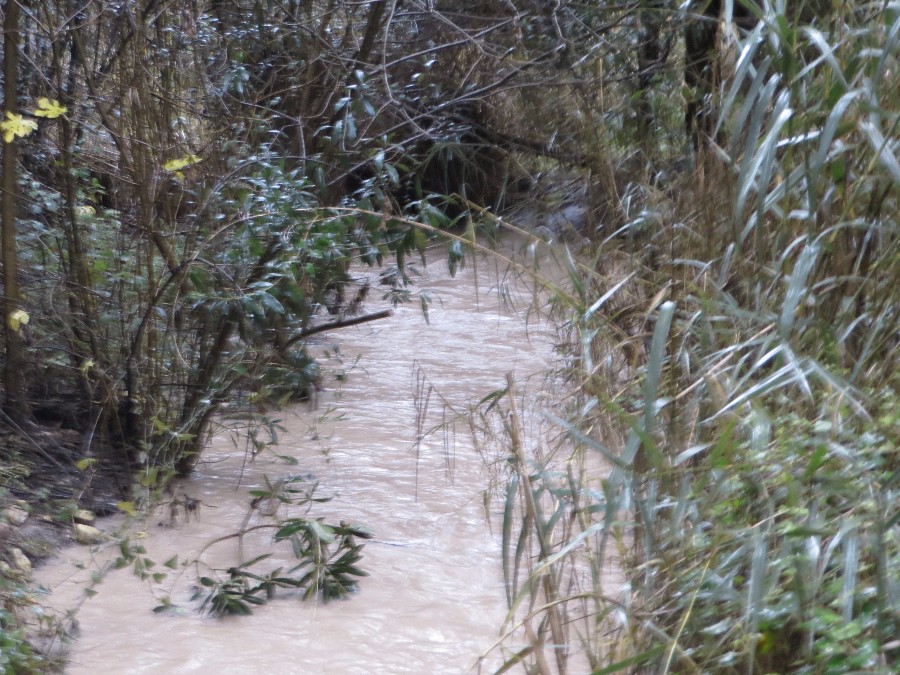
left=475, top=4, right=898, bottom=673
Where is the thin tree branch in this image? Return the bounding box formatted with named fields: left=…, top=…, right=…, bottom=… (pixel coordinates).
left=278, top=309, right=394, bottom=355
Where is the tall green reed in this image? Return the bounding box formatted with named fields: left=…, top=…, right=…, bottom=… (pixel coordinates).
left=471, top=3, right=897, bottom=673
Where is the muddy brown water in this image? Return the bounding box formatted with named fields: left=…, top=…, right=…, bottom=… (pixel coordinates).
left=36, top=247, right=560, bottom=674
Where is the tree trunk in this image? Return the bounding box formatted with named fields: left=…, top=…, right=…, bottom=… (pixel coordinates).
left=2, top=0, right=28, bottom=422
left=635, top=1, right=668, bottom=145
left=684, top=0, right=721, bottom=150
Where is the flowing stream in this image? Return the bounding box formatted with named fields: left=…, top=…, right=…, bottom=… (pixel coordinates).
left=36, top=244, right=558, bottom=674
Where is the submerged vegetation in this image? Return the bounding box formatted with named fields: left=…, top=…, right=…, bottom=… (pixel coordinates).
left=0, top=0, right=896, bottom=672
left=129, top=475, right=371, bottom=617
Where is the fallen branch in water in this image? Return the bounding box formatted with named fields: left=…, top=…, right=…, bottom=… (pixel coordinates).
left=278, top=309, right=394, bottom=355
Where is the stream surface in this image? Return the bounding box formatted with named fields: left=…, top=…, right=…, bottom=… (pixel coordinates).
left=36, top=245, right=557, bottom=674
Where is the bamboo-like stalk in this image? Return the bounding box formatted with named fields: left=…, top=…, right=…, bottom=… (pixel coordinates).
left=505, top=372, right=568, bottom=675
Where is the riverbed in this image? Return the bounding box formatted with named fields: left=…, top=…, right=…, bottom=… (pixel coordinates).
left=35, top=244, right=559, bottom=674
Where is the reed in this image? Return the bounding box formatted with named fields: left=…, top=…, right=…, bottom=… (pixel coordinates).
left=468, top=3, right=898, bottom=672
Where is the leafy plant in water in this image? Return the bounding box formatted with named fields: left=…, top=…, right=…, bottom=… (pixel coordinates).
left=186, top=475, right=371, bottom=617
left=93, top=474, right=371, bottom=620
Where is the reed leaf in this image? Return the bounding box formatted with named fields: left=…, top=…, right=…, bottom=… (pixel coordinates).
left=545, top=412, right=629, bottom=469
left=858, top=119, right=900, bottom=184
left=589, top=644, right=666, bottom=675
left=840, top=526, right=859, bottom=623
left=502, top=475, right=519, bottom=607
left=643, top=302, right=675, bottom=438
left=745, top=526, right=768, bottom=634
left=778, top=242, right=819, bottom=339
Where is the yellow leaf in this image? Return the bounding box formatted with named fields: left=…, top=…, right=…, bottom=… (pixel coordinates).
left=75, top=458, right=97, bottom=472
left=0, top=112, right=37, bottom=143
left=117, top=501, right=138, bottom=517
left=33, top=98, right=67, bottom=119
left=163, top=154, right=201, bottom=179
left=7, top=309, right=30, bottom=332
left=80, top=359, right=95, bottom=374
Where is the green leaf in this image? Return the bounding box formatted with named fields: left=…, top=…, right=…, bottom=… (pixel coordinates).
left=591, top=645, right=666, bottom=674
left=385, top=162, right=400, bottom=185
left=710, top=418, right=738, bottom=469
left=308, top=519, right=335, bottom=544
left=803, top=445, right=828, bottom=481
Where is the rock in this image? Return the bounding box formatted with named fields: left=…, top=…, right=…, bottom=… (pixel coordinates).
left=2, top=506, right=29, bottom=526
left=73, top=509, right=96, bottom=526
left=73, top=523, right=102, bottom=545
left=546, top=204, right=588, bottom=235
left=10, top=547, right=32, bottom=576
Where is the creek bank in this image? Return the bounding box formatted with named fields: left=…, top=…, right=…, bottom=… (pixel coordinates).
left=1, top=428, right=123, bottom=567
